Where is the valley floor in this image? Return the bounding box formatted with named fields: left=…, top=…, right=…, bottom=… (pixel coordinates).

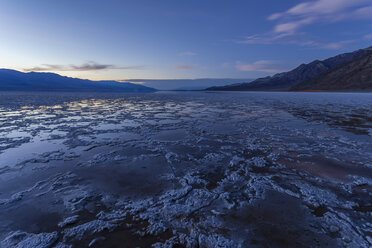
left=0, top=91, right=371, bottom=247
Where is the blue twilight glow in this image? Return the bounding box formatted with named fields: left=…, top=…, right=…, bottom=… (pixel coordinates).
left=0, top=0, right=372, bottom=88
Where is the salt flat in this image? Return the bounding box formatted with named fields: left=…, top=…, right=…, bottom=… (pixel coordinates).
left=0, top=91, right=371, bottom=247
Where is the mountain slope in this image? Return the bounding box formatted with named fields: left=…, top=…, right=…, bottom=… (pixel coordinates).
left=0, top=69, right=156, bottom=92
left=291, top=52, right=372, bottom=91
left=207, top=46, right=372, bottom=91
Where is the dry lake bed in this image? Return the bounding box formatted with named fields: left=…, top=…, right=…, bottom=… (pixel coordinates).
left=0, top=91, right=371, bottom=247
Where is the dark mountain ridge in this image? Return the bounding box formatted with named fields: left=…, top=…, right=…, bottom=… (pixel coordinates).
left=291, top=51, right=372, bottom=91
left=0, top=69, right=156, bottom=92
left=207, top=46, right=372, bottom=91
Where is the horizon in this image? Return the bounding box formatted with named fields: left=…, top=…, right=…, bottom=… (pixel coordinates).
left=0, top=67, right=256, bottom=90
left=2, top=41, right=370, bottom=90
left=1, top=0, right=372, bottom=88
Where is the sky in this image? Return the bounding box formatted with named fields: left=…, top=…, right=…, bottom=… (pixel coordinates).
left=0, top=0, right=372, bottom=89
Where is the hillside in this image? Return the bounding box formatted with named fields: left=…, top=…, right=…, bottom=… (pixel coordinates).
left=0, top=69, right=156, bottom=92
left=291, top=52, right=372, bottom=91
left=207, top=46, right=372, bottom=91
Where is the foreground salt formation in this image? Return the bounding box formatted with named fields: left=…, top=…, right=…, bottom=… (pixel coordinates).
left=0, top=92, right=371, bottom=247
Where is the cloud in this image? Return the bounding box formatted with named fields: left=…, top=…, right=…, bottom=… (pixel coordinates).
left=23, top=62, right=146, bottom=72
left=364, top=34, right=372, bottom=40
left=270, top=0, right=367, bottom=19
left=237, top=33, right=354, bottom=50
left=270, top=0, right=372, bottom=34
left=179, top=51, right=197, bottom=56
left=274, top=17, right=315, bottom=34
left=354, top=5, right=372, bottom=18
left=237, top=33, right=292, bottom=45
left=237, top=0, right=372, bottom=50
left=235, top=60, right=285, bottom=73
left=321, top=40, right=355, bottom=50
left=173, top=64, right=196, bottom=70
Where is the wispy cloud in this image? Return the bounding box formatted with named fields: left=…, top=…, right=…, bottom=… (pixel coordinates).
left=269, top=0, right=372, bottom=34
left=236, top=60, right=285, bottom=73
left=237, top=0, right=372, bottom=49
left=173, top=64, right=196, bottom=70
left=269, top=0, right=369, bottom=20
left=273, top=17, right=315, bottom=34
left=237, top=33, right=355, bottom=50
left=179, top=51, right=197, bottom=56
left=354, top=5, right=372, bottom=18
left=321, top=40, right=356, bottom=50
left=237, top=33, right=300, bottom=45
left=23, top=61, right=146, bottom=72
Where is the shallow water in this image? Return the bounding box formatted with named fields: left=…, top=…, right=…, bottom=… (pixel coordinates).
left=0, top=91, right=371, bottom=247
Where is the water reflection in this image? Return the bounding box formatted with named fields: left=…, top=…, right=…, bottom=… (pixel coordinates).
left=0, top=92, right=371, bottom=247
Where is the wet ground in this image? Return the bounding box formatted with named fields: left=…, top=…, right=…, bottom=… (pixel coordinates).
left=0, top=91, right=371, bottom=248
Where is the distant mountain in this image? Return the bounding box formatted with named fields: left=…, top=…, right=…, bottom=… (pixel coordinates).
left=0, top=69, right=156, bottom=92
left=291, top=52, right=372, bottom=91
left=172, top=86, right=209, bottom=91
left=125, top=78, right=254, bottom=90
left=207, top=46, right=372, bottom=91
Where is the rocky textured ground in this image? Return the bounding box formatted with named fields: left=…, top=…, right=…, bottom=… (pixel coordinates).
left=0, top=91, right=371, bottom=248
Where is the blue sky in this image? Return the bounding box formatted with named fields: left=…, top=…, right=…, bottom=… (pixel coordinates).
left=0, top=0, right=372, bottom=87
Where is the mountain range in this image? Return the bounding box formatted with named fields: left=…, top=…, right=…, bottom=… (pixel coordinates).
left=207, top=46, right=372, bottom=92
left=291, top=51, right=372, bottom=91
left=0, top=69, right=156, bottom=92
left=2, top=46, right=372, bottom=92
left=124, top=78, right=254, bottom=90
